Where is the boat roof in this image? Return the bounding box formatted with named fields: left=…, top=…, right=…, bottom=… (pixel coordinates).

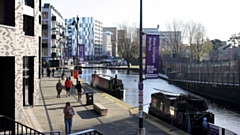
left=152, top=91, right=205, bottom=101
left=98, top=74, right=113, bottom=80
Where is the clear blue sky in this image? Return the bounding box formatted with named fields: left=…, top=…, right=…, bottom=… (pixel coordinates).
left=42, top=0, right=240, bottom=41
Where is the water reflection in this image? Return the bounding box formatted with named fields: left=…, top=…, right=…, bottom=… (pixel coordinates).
left=80, top=67, right=240, bottom=134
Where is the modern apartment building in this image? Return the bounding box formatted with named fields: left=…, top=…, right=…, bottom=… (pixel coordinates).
left=142, top=28, right=182, bottom=55
left=42, top=3, right=65, bottom=62
left=102, top=31, right=112, bottom=57
left=65, top=17, right=102, bottom=60
left=103, top=27, right=118, bottom=57
left=118, top=29, right=127, bottom=47
left=0, top=0, right=41, bottom=123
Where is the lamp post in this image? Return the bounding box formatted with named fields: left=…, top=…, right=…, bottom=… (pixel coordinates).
left=138, top=0, right=145, bottom=135
left=72, top=15, right=79, bottom=84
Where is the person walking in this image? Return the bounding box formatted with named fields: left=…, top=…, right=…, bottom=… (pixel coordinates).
left=75, top=81, right=84, bottom=102
left=63, top=102, right=75, bottom=134
left=56, top=80, right=62, bottom=98
left=52, top=68, right=55, bottom=77
left=46, top=67, right=51, bottom=78
left=42, top=67, right=44, bottom=77
left=65, top=77, right=72, bottom=97
left=68, top=77, right=73, bottom=94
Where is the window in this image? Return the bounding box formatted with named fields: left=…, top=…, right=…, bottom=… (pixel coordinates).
left=42, top=30, right=48, bottom=37
left=42, top=21, right=48, bottom=24
left=0, top=0, right=4, bottom=23
left=23, top=15, right=34, bottom=36
left=25, top=0, right=34, bottom=8
left=0, top=0, right=15, bottom=26
left=169, top=106, right=175, bottom=116
left=42, top=48, right=48, bottom=56
left=42, top=12, right=48, bottom=19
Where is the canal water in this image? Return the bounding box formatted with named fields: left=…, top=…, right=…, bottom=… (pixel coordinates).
left=79, top=67, right=240, bottom=134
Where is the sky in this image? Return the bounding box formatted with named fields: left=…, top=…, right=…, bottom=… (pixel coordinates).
left=42, top=0, right=240, bottom=41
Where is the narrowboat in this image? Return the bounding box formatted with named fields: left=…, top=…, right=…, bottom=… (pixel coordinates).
left=148, top=90, right=214, bottom=134
left=90, top=73, right=124, bottom=99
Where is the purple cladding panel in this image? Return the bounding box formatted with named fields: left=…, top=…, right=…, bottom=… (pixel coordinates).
left=78, top=44, right=85, bottom=63
left=145, top=34, right=160, bottom=79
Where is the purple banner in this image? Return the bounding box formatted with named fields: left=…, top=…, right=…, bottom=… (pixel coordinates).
left=78, top=44, right=85, bottom=63
left=145, top=34, right=160, bottom=79
left=64, top=48, right=69, bottom=60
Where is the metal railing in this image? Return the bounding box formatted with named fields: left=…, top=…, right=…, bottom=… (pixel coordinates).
left=0, top=115, right=44, bottom=135
left=69, top=129, right=104, bottom=135
left=42, top=130, right=61, bottom=135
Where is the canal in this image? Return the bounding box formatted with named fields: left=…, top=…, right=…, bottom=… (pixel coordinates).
left=79, top=67, right=240, bottom=134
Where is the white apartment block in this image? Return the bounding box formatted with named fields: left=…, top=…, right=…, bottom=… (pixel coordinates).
left=102, top=31, right=112, bottom=56
left=103, top=27, right=118, bottom=57
left=65, top=17, right=102, bottom=60
left=0, top=0, right=41, bottom=123
left=42, top=3, right=65, bottom=62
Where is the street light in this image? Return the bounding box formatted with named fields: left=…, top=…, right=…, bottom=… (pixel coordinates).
left=72, top=15, right=79, bottom=84
left=138, top=0, right=145, bottom=135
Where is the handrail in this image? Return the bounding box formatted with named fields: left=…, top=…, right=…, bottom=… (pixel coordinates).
left=69, top=128, right=104, bottom=135
left=0, top=115, right=45, bottom=135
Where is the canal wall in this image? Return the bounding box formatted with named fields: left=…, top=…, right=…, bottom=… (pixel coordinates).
left=159, top=75, right=240, bottom=111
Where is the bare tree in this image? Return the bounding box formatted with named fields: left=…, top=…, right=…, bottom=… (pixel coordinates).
left=162, top=19, right=187, bottom=56
left=118, top=23, right=139, bottom=67
left=186, top=21, right=211, bottom=62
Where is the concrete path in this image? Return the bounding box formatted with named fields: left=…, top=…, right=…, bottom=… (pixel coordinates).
left=23, top=70, right=188, bottom=135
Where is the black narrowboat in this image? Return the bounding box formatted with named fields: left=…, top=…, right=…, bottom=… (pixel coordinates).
left=148, top=90, right=214, bottom=134
left=90, top=73, right=124, bottom=99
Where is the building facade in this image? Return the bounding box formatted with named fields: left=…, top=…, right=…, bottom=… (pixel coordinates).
left=42, top=3, right=65, bottom=63
left=0, top=0, right=41, bottom=122
left=102, top=31, right=112, bottom=57
left=65, top=17, right=102, bottom=60
left=103, top=27, right=118, bottom=57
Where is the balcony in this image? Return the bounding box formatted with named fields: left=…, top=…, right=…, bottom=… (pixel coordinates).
left=42, top=24, right=48, bottom=29
left=51, top=34, right=56, bottom=39
left=52, top=16, right=56, bottom=21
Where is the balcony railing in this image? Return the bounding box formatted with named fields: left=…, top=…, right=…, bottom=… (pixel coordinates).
left=0, top=115, right=44, bottom=135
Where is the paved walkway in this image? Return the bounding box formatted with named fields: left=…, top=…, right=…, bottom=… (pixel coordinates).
left=23, top=70, right=188, bottom=135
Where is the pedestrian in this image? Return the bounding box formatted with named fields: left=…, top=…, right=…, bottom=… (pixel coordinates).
left=56, top=80, right=62, bottom=98
left=69, top=77, right=73, bottom=93
left=75, top=81, right=84, bottom=102
left=46, top=67, right=51, bottom=78
left=63, top=102, right=75, bottom=134
left=65, top=77, right=72, bottom=97
left=42, top=67, right=44, bottom=77
left=52, top=68, right=55, bottom=77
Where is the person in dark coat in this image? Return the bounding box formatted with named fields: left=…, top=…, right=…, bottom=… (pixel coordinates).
left=75, top=81, right=84, bottom=102
left=46, top=68, right=51, bottom=78
left=52, top=68, right=55, bottom=77
left=56, top=80, right=62, bottom=98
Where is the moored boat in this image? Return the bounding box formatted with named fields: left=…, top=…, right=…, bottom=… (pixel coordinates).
left=148, top=89, right=214, bottom=134
left=90, top=73, right=124, bottom=99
